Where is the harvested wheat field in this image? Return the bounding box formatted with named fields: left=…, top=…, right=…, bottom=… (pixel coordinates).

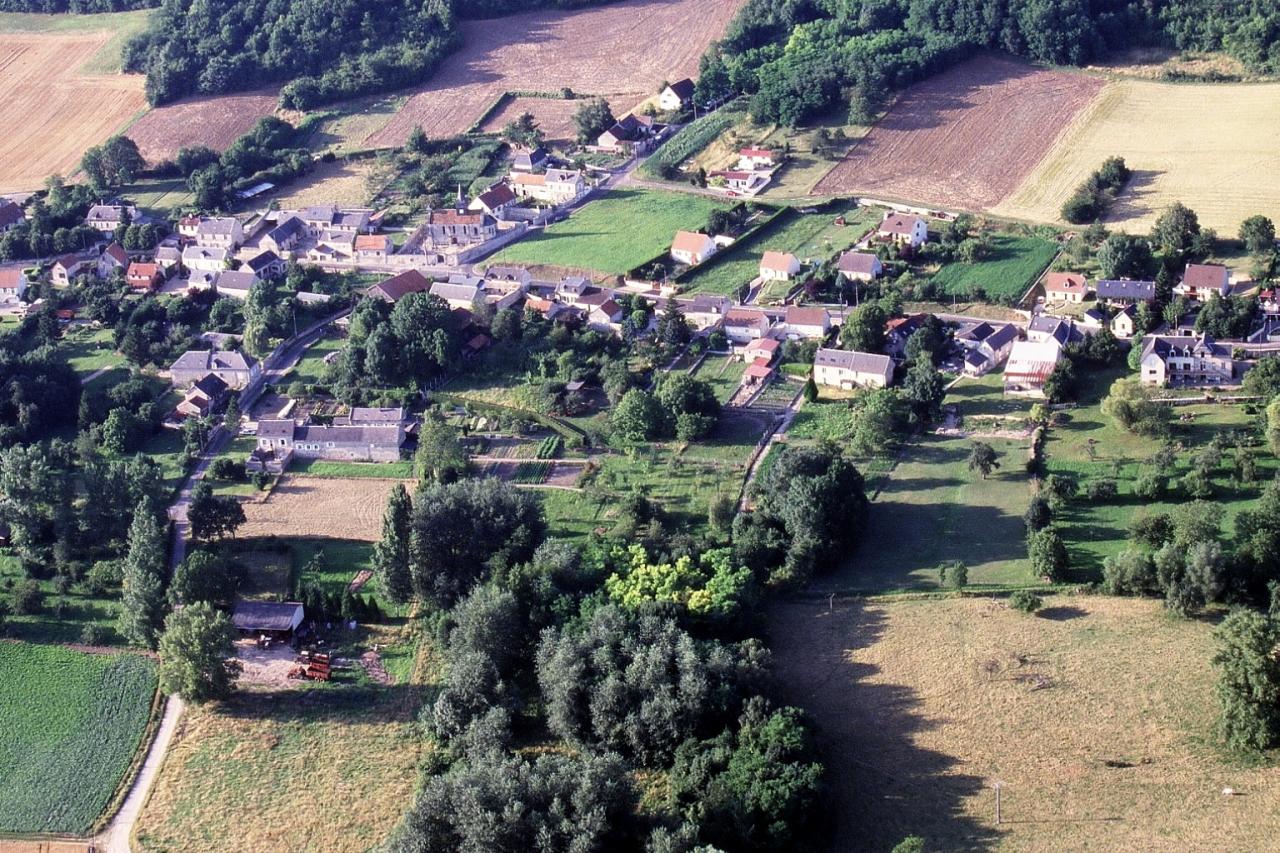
left=239, top=475, right=412, bottom=541
left=368, top=0, right=742, bottom=147
left=478, top=95, right=626, bottom=142
left=126, top=89, right=280, bottom=166
left=270, top=160, right=378, bottom=209
left=993, top=78, right=1280, bottom=233
left=771, top=595, right=1280, bottom=851
left=0, top=32, right=145, bottom=192
left=812, top=56, right=1104, bottom=211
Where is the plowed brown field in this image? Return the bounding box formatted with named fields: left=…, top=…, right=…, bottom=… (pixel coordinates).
left=0, top=32, right=146, bottom=192
left=126, top=89, right=280, bottom=165
left=368, top=0, right=743, bottom=147
left=812, top=56, right=1104, bottom=211
left=239, top=475, right=412, bottom=541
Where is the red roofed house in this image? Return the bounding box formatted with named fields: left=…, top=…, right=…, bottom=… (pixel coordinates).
left=97, top=243, right=129, bottom=279
left=1176, top=263, right=1231, bottom=301
left=723, top=308, right=770, bottom=344
left=737, top=148, right=775, bottom=170
left=744, top=358, right=775, bottom=386
left=1044, top=272, right=1089, bottom=304
left=0, top=268, right=28, bottom=302
left=671, top=231, right=717, bottom=266
left=469, top=182, right=518, bottom=217
left=366, top=269, right=431, bottom=303
left=126, top=262, right=163, bottom=291
left=586, top=298, right=625, bottom=331
left=743, top=337, right=780, bottom=363
left=759, top=251, right=801, bottom=281
left=836, top=251, right=882, bottom=282
left=353, top=234, right=393, bottom=262
left=51, top=254, right=93, bottom=286
left=177, top=216, right=201, bottom=238
left=878, top=212, right=928, bottom=248
left=0, top=200, right=24, bottom=234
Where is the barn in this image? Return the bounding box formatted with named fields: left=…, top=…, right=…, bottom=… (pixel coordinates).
left=231, top=600, right=305, bottom=638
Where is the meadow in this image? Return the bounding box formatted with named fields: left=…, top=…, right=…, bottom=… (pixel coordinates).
left=0, top=644, right=156, bottom=834
left=994, top=76, right=1280, bottom=233
left=929, top=233, right=1058, bottom=300
left=770, top=595, right=1280, bottom=851
left=492, top=188, right=727, bottom=276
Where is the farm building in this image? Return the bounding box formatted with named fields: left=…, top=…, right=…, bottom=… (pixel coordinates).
left=1176, top=263, right=1231, bottom=301
left=659, top=78, right=695, bottom=111
left=760, top=251, right=801, bottom=281
left=813, top=348, right=893, bottom=389
left=877, top=213, right=928, bottom=247
left=671, top=231, right=717, bottom=266
left=232, top=599, right=304, bottom=638
left=1044, top=272, right=1088, bottom=303
left=836, top=251, right=882, bottom=282
left=1003, top=339, right=1062, bottom=397
left=170, top=349, right=260, bottom=390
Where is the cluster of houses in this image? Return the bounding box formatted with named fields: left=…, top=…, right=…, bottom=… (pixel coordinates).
left=709, top=147, right=778, bottom=198
left=249, top=407, right=408, bottom=472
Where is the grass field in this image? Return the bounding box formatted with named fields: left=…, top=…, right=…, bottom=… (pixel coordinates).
left=123, top=177, right=197, bottom=218
left=679, top=206, right=878, bottom=295
left=239, top=476, right=410, bottom=542
left=492, top=188, right=727, bottom=276
left=929, top=233, right=1058, bottom=300
left=0, top=553, right=122, bottom=644
left=268, top=160, right=376, bottom=209
left=61, top=327, right=122, bottom=376
left=994, top=77, right=1280, bottom=233
left=770, top=595, right=1280, bottom=851
left=690, top=354, right=747, bottom=404
left=291, top=458, right=415, bottom=479
left=1044, top=369, right=1273, bottom=578
left=286, top=333, right=343, bottom=387
left=0, top=644, right=156, bottom=834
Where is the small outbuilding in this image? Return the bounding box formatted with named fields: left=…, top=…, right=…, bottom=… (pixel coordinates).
left=232, top=600, right=305, bottom=638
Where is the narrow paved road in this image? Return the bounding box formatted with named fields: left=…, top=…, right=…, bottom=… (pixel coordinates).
left=95, top=307, right=348, bottom=853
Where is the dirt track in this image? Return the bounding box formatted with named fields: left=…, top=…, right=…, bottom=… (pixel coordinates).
left=812, top=56, right=1104, bottom=211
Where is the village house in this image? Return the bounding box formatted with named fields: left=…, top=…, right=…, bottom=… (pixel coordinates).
left=742, top=337, right=780, bottom=363
left=195, top=217, right=244, bottom=250
left=242, top=250, right=285, bottom=280
left=1003, top=339, right=1062, bottom=397
left=781, top=305, right=830, bottom=339
left=885, top=314, right=927, bottom=359
left=293, top=205, right=373, bottom=238
left=682, top=293, right=732, bottom=330
left=525, top=295, right=565, bottom=321
left=813, top=348, right=894, bottom=390
left=1026, top=315, right=1080, bottom=347
left=1044, top=272, right=1089, bottom=303
left=737, top=147, right=775, bottom=170
left=426, top=209, right=497, bottom=245
left=182, top=245, right=228, bottom=274
left=1139, top=334, right=1235, bottom=387
left=154, top=245, right=182, bottom=273
left=1077, top=308, right=1105, bottom=333
left=170, top=348, right=260, bottom=390
left=1176, top=263, right=1232, bottom=301
left=353, top=234, right=394, bottom=262
left=0, top=200, right=24, bottom=234
left=671, top=231, right=717, bottom=266
left=511, top=169, right=585, bottom=205
left=97, top=243, right=129, bottom=279
left=213, top=270, right=258, bottom=299
left=253, top=417, right=405, bottom=462
left=306, top=231, right=356, bottom=264
left=723, top=308, right=770, bottom=344
left=710, top=170, right=767, bottom=195
left=177, top=216, right=201, bottom=239
left=126, top=262, right=163, bottom=291
left=50, top=254, right=93, bottom=286
left=470, top=183, right=519, bottom=218
left=836, top=251, right=882, bottom=282
left=555, top=275, right=591, bottom=305
left=659, top=78, right=695, bottom=111
left=0, top=268, right=28, bottom=303
left=956, top=321, right=1020, bottom=376
left=877, top=212, right=928, bottom=248
left=335, top=407, right=405, bottom=426
left=512, top=146, right=549, bottom=172
left=760, top=251, right=801, bottom=281
left=480, top=276, right=527, bottom=312
left=85, top=203, right=138, bottom=233
left=1095, top=279, right=1156, bottom=305
left=262, top=217, right=306, bottom=257
left=596, top=114, right=658, bottom=154
left=1111, top=304, right=1138, bottom=338
left=485, top=265, right=532, bottom=290
left=584, top=296, right=625, bottom=331
left=174, top=374, right=228, bottom=419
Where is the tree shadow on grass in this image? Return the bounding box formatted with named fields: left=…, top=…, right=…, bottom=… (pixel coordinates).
left=1037, top=605, right=1088, bottom=621
left=768, top=599, right=1000, bottom=851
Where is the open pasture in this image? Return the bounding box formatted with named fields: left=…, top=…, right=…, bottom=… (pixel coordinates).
left=812, top=56, right=1103, bottom=212
left=0, top=30, right=146, bottom=192
left=770, top=594, right=1280, bottom=852
left=368, top=0, right=743, bottom=147
left=237, top=475, right=412, bottom=542
left=994, top=77, right=1280, bottom=233
left=126, top=89, right=280, bottom=166
left=929, top=232, right=1058, bottom=299
left=0, top=643, right=156, bottom=834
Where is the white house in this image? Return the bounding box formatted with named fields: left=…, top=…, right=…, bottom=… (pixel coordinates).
left=1139, top=334, right=1234, bottom=387
left=0, top=268, right=28, bottom=302
left=671, top=231, right=717, bottom=266
left=836, top=251, right=882, bottom=282
left=659, top=78, right=695, bottom=111
left=737, top=147, right=775, bottom=170
left=0, top=200, right=24, bottom=234
left=723, top=308, right=770, bottom=344
left=97, top=243, right=129, bottom=279
left=1176, top=263, right=1231, bottom=301
left=813, top=348, right=893, bottom=389
left=682, top=293, right=732, bottom=330
left=759, top=251, right=801, bottom=281
left=85, top=204, right=138, bottom=233
left=511, top=169, right=585, bottom=205
left=182, top=245, right=229, bottom=273
left=195, top=217, right=244, bottom=250
left=955, top=321, right=1019, bottom=376
left=50, top=254, right=93, bottom=286
left=878, top=212, right=928, bottom=248
left=470, top=182, right=519, bottom=217
left=781, top=306, right=830, bottom=339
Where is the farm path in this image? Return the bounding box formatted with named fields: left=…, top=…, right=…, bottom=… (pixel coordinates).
left=736, top=386, right=805, bottom=511
left=97, top=696, right=185, bottom=853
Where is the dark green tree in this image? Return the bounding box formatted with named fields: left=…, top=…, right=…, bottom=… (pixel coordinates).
left=374, top=483, right=414, bottom=605
left=118, top=499, right=168, bottom=649
left=1213, top=609, right=1280, bottom=752
left=157, top=600, right=238, bottom=703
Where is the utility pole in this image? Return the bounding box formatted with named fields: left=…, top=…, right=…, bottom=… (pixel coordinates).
left=993, top=781, right=1003, bottom=825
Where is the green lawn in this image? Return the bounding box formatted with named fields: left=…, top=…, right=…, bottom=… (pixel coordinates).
left=691, top=354, right=747, bottom=404
left=123, top=177, right=197, bottom=219
left=291, top=458, right=415, bottom=479
left=0, top=643, right=157, bottom=834
left=1044, top=368, right=1271, bottom=578
left=680, top=205, right=879, bottom=296
left=287, top=333, right=344, bottom=388
left=930, top=233, right=1058, bottom=300
left=62, top=327, right=122, bottom=376
left=0, top=552, right=122, bottom=644
left=137, top=422, right=192, bottom=497
left=492, top=187, right=728, bottom=275
left=0, top=10, right=152, bottom=74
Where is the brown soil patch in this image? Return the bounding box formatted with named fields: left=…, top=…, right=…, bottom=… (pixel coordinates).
left=126, top=88, right=280, bottom=165
left=0, top=32, right=146, bottom=192
left=770, top=595, right=1280, bottom=851
left=368, top=0, right=743, bottom=147
left=238, top=475, right=413, bottom=542
left=812, top=55, right=1104, bottom=211
left=478, top=95, right=624, bottom=142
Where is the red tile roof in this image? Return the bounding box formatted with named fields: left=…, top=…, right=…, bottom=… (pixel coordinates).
left=367, top=270, right=430, bottom=302
left=1044, top=272, right=1087, bottom=293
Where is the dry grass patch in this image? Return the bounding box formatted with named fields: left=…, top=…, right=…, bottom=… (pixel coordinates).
left=126, top=89, right=280, bottom=166
left=270, top=160, right=378, bottom=209
left=994, top=77, right=1280, bottom=233
left=770, top=595, right=1279, bottom=851
left=368, top=0, right=743, bottom=147
left=478, top=96, right=623, bottom=143
left=813, top=55, right=1103, bottom=211
left=238, top=475, right=413, bottom=542
left=0, top=32, right=146, bottom=192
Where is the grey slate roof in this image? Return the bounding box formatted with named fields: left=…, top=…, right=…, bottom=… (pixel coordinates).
left=294, top=423, right=403, bottom=446
left=814, top=347, right=892, bottom=374
left=232, top=600, right=303, bottom=632
left=171, top=348, right=258, bottom=372
left=215, top=270, right=257, bottom=293
left=256, top=418, right=295, bottom=439
left=1096, top=279, right=1156, bottom=301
